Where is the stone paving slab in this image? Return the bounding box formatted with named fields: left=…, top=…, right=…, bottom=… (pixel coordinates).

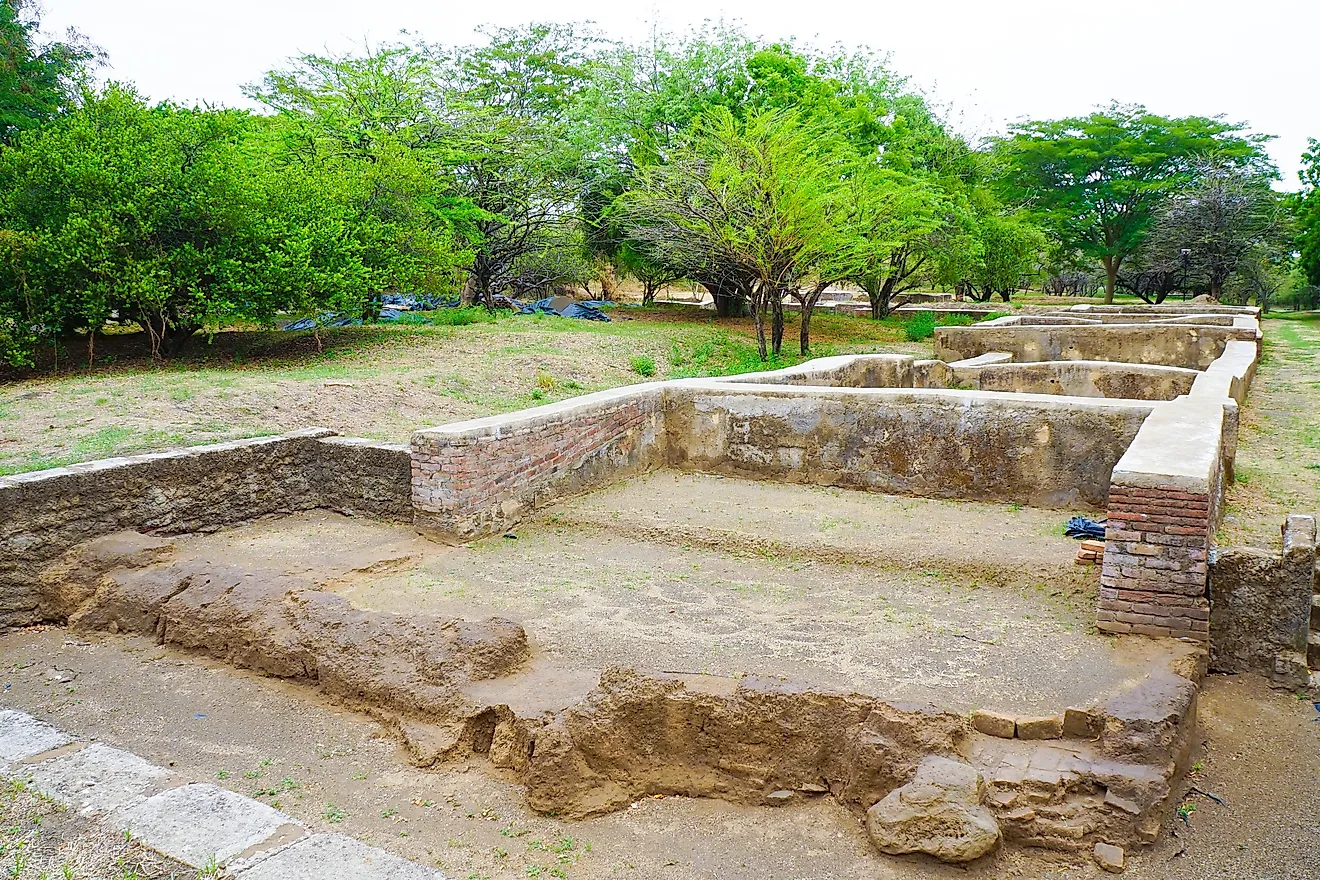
left=0, top=705, right=450, bottom=877
left=0, top=707, right=72, bottom=766
left=116, top=782, right=300, bottom=868
left=237, top=834, right=449, bottom=880
left=26, top=742, right=171, bottom=815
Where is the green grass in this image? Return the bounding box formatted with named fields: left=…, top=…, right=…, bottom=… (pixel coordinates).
left=628, top=353, right=657, bottom=377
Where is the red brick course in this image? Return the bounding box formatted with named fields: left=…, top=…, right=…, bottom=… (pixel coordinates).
left=1096, top=484, right=1212, bottom=641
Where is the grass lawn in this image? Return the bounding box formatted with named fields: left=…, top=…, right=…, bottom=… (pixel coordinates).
left=0, top=305, right=934, bottom=476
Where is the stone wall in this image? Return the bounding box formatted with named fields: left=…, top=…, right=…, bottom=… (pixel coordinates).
left=710, top=354, right=914, bottom=389
left=1097, top=398, right=1226, bottom=642
left=1209, top=515, right=1316, bottom=687
left=973, top=361, right=1199, bottom=401
left=667, top=383, right=1154, bottom=509
left=0, top=429, right=411, bottom=630
left=411, top=385, right=668, bottom=542
left=935, top=322, right=1258, bottom=370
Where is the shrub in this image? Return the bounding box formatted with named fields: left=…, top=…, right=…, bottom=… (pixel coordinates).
left=629, top=353, right=657, bottom=377
left=427, top=307, right=496, bottom=327
left=902, top=311, right=937, bottom=341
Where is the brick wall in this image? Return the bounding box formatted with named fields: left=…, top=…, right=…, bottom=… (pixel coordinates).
left=411, top=386, right=666, bottom=542
left=1097, top=485, right=1212, bottom=640
left=1095, top=396, right=1226, bottom=642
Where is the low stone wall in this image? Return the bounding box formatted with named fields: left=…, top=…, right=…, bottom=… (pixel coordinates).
left=975, top=361, right=1199, bottom=401
left=0, top=429, right=411, bottom=630
left=667, top=383, right=1154, bottom=509
left=710, top=354, right=914, bottom=388
left=410, top=385, right=668, bottom=542
left=935, top=322, right=1258, bottom=370
left=1209, top=515, right=1316, bottom=687
left=1097, top=397, right=1226, bottom=642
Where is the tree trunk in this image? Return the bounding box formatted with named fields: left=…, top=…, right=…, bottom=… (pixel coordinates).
left=460, top=274, right=479, bottom=307
left=752, top=293, right=768, bottom=361
left=1102, top=257, right=1118, bottom=305
left=642, top=282, right=657, bottom=306
left=771, top=295, right=784, bottom=356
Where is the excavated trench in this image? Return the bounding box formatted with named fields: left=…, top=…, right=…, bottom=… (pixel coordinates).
left=30, top=528, right=1204, bottom=864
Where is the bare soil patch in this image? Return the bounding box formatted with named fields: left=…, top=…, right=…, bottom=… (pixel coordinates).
left=166, top=474, right=1166, bottom=715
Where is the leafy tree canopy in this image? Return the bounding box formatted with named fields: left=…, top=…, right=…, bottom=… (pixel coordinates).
left=996, top=102, right=1273, bottom=302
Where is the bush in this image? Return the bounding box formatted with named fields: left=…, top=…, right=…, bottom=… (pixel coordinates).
left=427, top=307, right=497, bottom=326
left=629, top=353, right=657, bottom=377
left=902, top=311, right=937, bottom=341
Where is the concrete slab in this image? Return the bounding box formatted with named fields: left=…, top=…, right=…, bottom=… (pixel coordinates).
left=27, top=742, right=170, bottom=815
left=0, top=708, right=72, bottom=766
left=117, top=783, right=299, bottom=867
left=237, top=834, right=448, bottom=880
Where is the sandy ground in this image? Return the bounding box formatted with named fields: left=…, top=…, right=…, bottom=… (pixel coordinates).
left=165, top=472, right=1166, bottom=715
left=0, top=630, right=1315, bottom=880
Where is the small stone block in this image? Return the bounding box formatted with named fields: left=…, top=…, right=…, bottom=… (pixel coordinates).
left=1094, top=842, right=1126, bottom=873
left=116, top=783, right=299, bottom=867
left=1016, top=715, right=1064, bottom=740
left=237, top=834, right=445, bottom=880
left=1062, top=708, right=1101, bottom=739
left=972, top=710, right=1016, bottom=738
left=1080, top=540, right=1106, bottom=553
left=0, top=709, right=72, bottom=767
left=1103, top=790, right=1142, bottom=816
left=28, top=743, right=170, bottom=816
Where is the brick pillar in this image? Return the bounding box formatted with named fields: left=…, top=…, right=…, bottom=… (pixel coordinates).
left=1096, top=485, right=1211, bottom=641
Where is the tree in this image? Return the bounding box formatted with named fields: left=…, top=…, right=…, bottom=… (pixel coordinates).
left=960, top=212, right=1047, bottom=303
left=0, top=86, right=463, bottom=364
left=1144, top=162, right=1282, bottom=300
left=616, top=108, right=850, bottom=359
left=1295, top=138, right=1320, bottom=288
left=997, top=103, right=1272, bottom=303
left=0, top=0, right=100, bottom=143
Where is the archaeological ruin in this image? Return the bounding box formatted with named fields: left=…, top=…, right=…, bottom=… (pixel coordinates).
left=2, top=302, right=1316, bottom=872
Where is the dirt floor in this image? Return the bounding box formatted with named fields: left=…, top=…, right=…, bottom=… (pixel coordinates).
left=161, top=474, right=1165, bottom=716
left=1220, top=314, right=1320, bottom=549
left=0, top=307, right=927, bottom=477
left=0, top=629, right=1315, bottom=880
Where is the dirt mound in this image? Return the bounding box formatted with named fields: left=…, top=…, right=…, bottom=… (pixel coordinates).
left=42, top=532, right=530, bottom=721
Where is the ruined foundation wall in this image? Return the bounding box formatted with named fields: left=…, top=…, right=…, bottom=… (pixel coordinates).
left=1209, top=515, right=1317, bottom=686
left=0, top=429, right=411, bottom=629
left=410, top=385, right=668, bottom=543
left=666, top=383, right=1154, bottom=509
left=935, top=322, right=1256, bottom=370
left=974, top=361, right=1199, bottom=401
left=709, top=354, right=915, bottom=388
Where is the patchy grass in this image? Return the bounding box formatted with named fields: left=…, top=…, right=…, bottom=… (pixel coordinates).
left=0, top=776, right=188, bottom=878
left=1220, top=316, right=1320, bottom=548
left=0, top=305, right=927, bottom=475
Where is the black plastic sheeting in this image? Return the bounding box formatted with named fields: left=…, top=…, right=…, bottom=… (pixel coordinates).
left=517, top=298, right=613, bottom=322
left=1064, top=516, right=1108, bottom=540
left=282, top=294, right=617, bottom=330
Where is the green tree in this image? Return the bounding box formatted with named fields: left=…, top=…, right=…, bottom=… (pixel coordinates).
left=1296, top=138, right=1320, bottom=288
left=0, top=0, right=100, bottom=142
left=616, top=108, right=851, bottom=358
left=997, top=103, right=1272, bottom=303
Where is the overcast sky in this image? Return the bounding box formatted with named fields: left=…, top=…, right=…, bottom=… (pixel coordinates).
left=40, top=0, right=1318, bottom=187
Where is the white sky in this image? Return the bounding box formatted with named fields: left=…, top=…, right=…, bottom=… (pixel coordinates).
left=40, top=0, right=1318, bottom=188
